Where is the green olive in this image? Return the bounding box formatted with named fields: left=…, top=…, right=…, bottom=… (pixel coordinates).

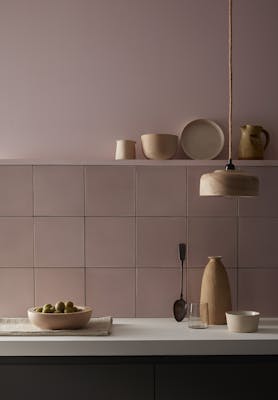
left=38, top=301, right=79, bottom=313
left=43, top=307, right=52, bottom=313
left=42, top=304, right=52, bottom=313
left=65, top=301, right=74, bottom=309
left=64, top=307, right=74, bottom=313
left=55, top=301, right=65, bottom=313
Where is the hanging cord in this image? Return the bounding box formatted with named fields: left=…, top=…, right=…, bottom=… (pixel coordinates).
left=228, top=0, right=232, bottom=160
left=226, top=0, right=235, bottom=170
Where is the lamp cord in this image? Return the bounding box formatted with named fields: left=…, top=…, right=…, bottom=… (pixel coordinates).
left=228, top=0, right=233, bottom=161
left=225, top=0, right=235, bottom=170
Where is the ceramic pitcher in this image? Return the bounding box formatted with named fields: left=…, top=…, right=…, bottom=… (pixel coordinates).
left=238, top=124, right=270, bottom=160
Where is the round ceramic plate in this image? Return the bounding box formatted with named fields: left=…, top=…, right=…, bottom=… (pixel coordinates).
left=180, top=119, right=224, bottom=159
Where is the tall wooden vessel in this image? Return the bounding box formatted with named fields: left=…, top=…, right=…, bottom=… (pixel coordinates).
left=200, top=256, right=232, bottom=325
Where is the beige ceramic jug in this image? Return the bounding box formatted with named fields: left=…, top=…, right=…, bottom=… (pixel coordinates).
left=238, top=124, right=270, bottom=159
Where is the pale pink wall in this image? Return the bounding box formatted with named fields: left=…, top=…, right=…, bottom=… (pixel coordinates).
left=1, top=0, right=276, bottom=160
left=233, top=0, right=278, bottom=159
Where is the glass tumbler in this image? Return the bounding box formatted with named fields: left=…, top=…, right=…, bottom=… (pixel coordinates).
left=188, top=302, right=208, bottom=329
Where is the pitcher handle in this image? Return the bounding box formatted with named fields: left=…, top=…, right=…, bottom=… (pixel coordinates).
left=262, top=128, right=270, bottom=150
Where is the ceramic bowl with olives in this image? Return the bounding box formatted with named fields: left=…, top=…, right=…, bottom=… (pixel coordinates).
left=28, top=301, right=92, bottom=330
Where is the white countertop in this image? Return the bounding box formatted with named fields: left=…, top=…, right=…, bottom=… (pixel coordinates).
left=0, top=318, right=278, bottom=357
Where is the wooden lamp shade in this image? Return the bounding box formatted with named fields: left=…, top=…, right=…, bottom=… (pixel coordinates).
left=200, top=169, right=259, bottom=197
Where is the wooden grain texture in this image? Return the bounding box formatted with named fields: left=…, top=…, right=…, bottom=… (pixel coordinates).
left=200, top=256, right=232, bottom=325
left=199, top=169, right=259, bottom=196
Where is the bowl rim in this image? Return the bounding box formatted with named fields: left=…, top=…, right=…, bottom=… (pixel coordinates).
left=226, top=310, right=260, bottom=317
left=141, top=133, right=178, bottom=138
left=28, top=305, right=92, bottom=316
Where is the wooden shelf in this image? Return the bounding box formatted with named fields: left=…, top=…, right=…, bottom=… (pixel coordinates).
left=0, top=159, right=277, bottom=166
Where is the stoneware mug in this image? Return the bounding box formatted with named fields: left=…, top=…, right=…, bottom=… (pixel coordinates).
left=115, top=140, right=136, bottom=160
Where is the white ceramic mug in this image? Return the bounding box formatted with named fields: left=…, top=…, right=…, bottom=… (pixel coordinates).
left=115, top=140, right=136, bottom=160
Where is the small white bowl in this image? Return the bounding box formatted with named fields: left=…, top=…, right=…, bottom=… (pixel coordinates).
left=226, top=311, right=260, bottom=333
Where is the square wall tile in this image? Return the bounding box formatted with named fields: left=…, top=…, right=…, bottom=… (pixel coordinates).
left=187, top=267, right=236, bottom=309
left=0, top=218, right=33, bottom=266
left=34, top=217, right=84, bottom=267
left=136, top=217, right=186, bottom=267
left=187, top=167, right=237, bottom=216
left=86, top=217, right=135, bottom=267
left=34, top=166, right=84, bottom=216
left=86, top=268, right=135, bottom=317
left=35, top=268, right=84, bottom=306
left=136, top=167, right=186, bottom=216
left=188, top=217, right=236, bottom=267
left=238, top=269, right=278, bottom=316
left=239, top=217, right=278, bottom=268
left=85, top=166, right=135, bottom=216
left=0, top=268, right=34, bottom=317
left=239, top=167, right=278, bottom=216
left=0, top=166, right=33, bottom=216
left=136, top=268, right=180, bottom=317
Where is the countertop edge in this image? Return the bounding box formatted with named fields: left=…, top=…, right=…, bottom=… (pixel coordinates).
left=0, top=318, right=278, bottom=356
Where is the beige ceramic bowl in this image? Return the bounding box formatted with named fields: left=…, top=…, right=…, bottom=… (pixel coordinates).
left=28, top=306, right=92, bottom=330
left=226, top=311, right=260, bottom=333
left=141, top=133, right=178, bottom=160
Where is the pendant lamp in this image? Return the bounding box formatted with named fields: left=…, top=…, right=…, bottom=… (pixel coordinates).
left=199, top=0, right=259, bottom=197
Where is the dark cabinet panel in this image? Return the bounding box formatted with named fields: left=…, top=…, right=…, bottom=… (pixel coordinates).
left=1, top=356, right=278, bottom=400
left=156, top=359, right=278, bottom=400
left=0, top=363, right=153, bottom=400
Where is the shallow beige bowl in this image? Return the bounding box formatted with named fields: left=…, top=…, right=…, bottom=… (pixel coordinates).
left=28, top=306, right=92, bottom=330
left=141, top=133, right=178, bottom=160
left=226, top=311, right=260, bottom=333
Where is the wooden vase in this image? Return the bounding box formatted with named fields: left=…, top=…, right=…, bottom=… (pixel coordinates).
left=200, top=256, right=232, bottom=325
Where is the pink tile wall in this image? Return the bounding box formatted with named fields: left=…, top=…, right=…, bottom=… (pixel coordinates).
left=0, top=165, right=277, bottom=318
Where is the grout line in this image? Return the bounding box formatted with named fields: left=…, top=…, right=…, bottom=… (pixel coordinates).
left=236, top=198, right=239, bottom=310
left=0, top=265, right=270, bottom=270
left=79, top=266, right=187, bottom=270
left=31, top=165, right=36, bottom=307
left=134, top=166, right=137, bottom=317
left=4, top=214, right=277, bottom=218
left=83, top=166, right=86, bottom=306
left=185, top=166, right=189, bottom=303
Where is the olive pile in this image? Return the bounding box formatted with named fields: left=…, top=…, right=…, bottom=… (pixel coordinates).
left=34, top=301, right=81, bottom=313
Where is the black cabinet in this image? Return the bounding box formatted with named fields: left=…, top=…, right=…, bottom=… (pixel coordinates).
left=0, top=358, right=154, bottom=400
left=1, top=355, right=278, bottom=400
left=156, top=356, right=278, bottom=400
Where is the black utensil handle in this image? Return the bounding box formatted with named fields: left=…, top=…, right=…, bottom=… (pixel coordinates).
left=179, top=243, right=186, bottom=262
left=178, top=243, right=186, bottom=298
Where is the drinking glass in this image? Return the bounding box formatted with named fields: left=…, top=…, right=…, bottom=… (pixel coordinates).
left=188, top=302, right=208, bottom=329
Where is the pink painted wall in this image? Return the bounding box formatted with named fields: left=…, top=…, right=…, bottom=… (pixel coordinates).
left=0, top=165, right=277, bottom=318
left=0, top=0, right=277, bottom=160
